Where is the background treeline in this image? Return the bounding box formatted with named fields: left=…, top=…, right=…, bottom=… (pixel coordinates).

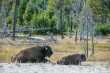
left=0, top=0, right=110, bottom=35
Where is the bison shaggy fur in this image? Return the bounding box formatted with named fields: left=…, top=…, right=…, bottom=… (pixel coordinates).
left=11, top=45, right=53, bottom=63
left=57, top=54, right=86, bottom=65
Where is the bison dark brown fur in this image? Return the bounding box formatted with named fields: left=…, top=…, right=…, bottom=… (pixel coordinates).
left=57, top=54, right=86, bottom=65
left=11, top=46, right=53, bottom=63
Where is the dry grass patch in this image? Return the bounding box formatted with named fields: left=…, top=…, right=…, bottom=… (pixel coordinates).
left=0, top=39, right=35, bottom=63
left=88, top=50, right=110, bottom=61
left=51, top=38, right=81, bottom=52
left=0, top=37, right=110, bottom=62
left=95, top=43, right=110, bottom=50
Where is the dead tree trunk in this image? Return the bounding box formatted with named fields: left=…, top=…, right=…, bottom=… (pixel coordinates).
left=75, top=28, right=78, bottom=43
left=12, top=0, right=19, bottom=40
left=86, top=23, right=89, bottom=58
left=60, top=8, right=64, bottom=39
left=91, top=25, right=95, bottom=55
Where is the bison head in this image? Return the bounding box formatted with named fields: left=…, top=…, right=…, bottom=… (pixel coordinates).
left=42, top=46, right=53, bottom=57
left=81, top=54, right=86, bottom=61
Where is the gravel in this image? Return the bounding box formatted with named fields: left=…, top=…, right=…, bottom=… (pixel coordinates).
left=0, top=62, right=110, bottom=73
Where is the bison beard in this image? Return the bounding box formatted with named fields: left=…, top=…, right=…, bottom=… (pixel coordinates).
left=57, top=54, right=86, bottom=65
left=11, top=46, right=53, bottom=63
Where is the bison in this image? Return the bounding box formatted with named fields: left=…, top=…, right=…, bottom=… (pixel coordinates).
left=11, top=45, right=53, bottom=63
left=57, top=54, right=86, bottom=65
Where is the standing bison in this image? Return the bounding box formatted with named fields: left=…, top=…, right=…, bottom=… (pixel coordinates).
left=57, top=54, right=86, bottom=65
left=11, top=46, right=53, bottom=63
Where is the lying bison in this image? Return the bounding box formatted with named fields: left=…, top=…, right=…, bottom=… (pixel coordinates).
left=57, top=54, right=86, bottom=65
left=11, top=46, right=53, bottom=63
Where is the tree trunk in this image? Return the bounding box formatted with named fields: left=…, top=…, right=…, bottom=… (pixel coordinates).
left=60, top=8, right=64, bottom=39
left=86, top=23, right=89, bottom=57
left=12, top=0, right=19, bottom=40
left=75, top=28, right=78, bottom=43
left=91, top=26, right=95, bottom=55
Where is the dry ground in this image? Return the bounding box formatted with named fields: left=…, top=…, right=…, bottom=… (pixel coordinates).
left=0, top=36, right=110, bottom=63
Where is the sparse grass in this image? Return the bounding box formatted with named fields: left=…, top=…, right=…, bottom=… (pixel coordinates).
left=0, top=39, right=35, bottom=63
left=51, top=38, right=81, bottom=52
left=88, top=51, right=110, bottom=61
left=0, top=48, right=15, bottom=62
left=95, top=43, right=110, bottom=50
left=0, top=37, right=110, bottom=63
